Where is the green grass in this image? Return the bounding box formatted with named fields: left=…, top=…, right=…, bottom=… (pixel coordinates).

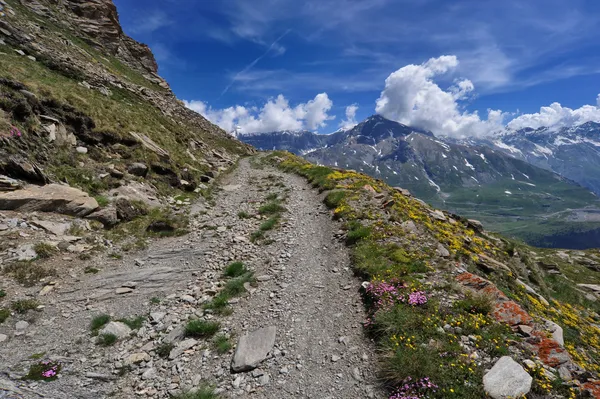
left=259, top=215, right=280, bottom=231
left=173, top=384, right=220, bottom=399
left=4, top=261, right=55, bottom=286
left=185, top=320, right=220, bottom=338
left=29, top=352, right=46, bottom=360
left=250, top=230, right=264, bottom=242
left=33, top=242, right=58, bottom=259
left=150, top=297, right=161, bottom=305
left=258, top=202, right=286, bottom=215
left=0, top=289, right=5, bottom=298
left=224, top=262, right=247, bottom=278
left=324, top=190, right=346, bottom=209
left=11, top=299, right=40, bottom=313
left=221, top=272, right=255, bottom=297
left=97, top=333, right=118, bottom=346
left=346, top=221, right=372, bottom=245
left=212, top=334, right=233, bottom=354
left=156, top=342, right=174, bottom=358
left=0, top=308, right=10, bottom=324
left=237, top=211, right=251, bottom=219
left=265, top=192, right=278, bottom=201
left=84, top=267, right=100, bottom=274
left=117, top=316, right=145, bottom=330
left=90, top=314, right=110, bottom=331
left=454, top=292, right=494, bottom=315
left=203, top=294, right=233, bottom=316
left=94, top=195, right=110, bottom=207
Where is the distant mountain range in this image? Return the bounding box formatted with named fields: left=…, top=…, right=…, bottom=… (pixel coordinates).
left=239, top=115, right=600, bottom=249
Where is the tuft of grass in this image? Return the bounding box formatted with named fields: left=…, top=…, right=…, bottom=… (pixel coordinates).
left=185, top=320, right=220, bottom=338
left=33, top=242, right=58, bottom=259
left=11, top=299, right=40, bottom=314
left=222, top=272, right=255, bottom=297
left=213, top=334, right=233, bottom=354
left=250, top=230, right=264, bottom=242
left=97, top=333, right=118, bottom=346
left=454, top=292, right=494, bottom=315
left=94, top=195, right=110, bottom=207
left=150, top=297, right=161, bottom=305
left=265, top=192, right=278, bottom=201
left=156, top=342, right=174, bottom=358
left=29, top=352, right=46, bottom=360
left=346, top=221, right=371, bottom=245
left=90, top=314, right=111, bottom=331
left=173, top=384, right=220, bottom=399
left=258, top=202, right=285, bottom=215
left=117, top=316, right=145, bottom=330
left=4, top=262, right=55, bottom=287
left=237, top=211, right=251, bottom=219
left=259, top=215, right=280, bottom=231
left=0, top=289, right=5, bottom=299
left=224, top=262, right=247, bottom=278
left=324, top=191, right=346, bottom=209
left=84, top=267, right=100, bottom=274
left=0, top=308, right=10, bottom=324
left=109, top=252, right=123, bottom=260
left=203, top=294, right=233, bottom=316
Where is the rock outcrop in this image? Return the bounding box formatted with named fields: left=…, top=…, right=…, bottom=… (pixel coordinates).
left=0, top=184, right=99, bottom=216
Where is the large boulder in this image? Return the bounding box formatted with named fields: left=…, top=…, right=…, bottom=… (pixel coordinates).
left=0, top=184, right=98, bottom=217
left=231, top=326, right=276, bottom=373
left=483, top=356, right=532, bottom=399
left=87, top=207, right=118, bottom=227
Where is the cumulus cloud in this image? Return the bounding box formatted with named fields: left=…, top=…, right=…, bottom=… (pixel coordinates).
left=507, top=96, right=600, bottom=130
left=184, top=93, right=334, bottom=134
left=375, top=55, right=506, bottom=137
left=339, top=104, right=359, bottom=130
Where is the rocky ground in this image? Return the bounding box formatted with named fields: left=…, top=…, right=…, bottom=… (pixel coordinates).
left=0, top=156, right=383, bottom=399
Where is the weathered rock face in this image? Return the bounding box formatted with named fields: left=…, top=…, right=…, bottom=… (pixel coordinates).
left=20, top=0, right=159, bottom=76
left=0, top=184, right=99, bottom=217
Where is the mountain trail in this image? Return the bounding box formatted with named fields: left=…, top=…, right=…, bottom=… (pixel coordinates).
left=0, top=156, right=383, bottom=398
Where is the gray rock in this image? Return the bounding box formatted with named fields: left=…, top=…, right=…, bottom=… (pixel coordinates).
left=558, top=366, right=572, bottom=381
left=483, top=356, right=532, bottom=399
left=15, top=321, right=29, bottom=330
left=546, top=320, right=564, bottom=346
left=0, top=333, right=7, bottom=343
left=87, top=207, right=118, bottom=227
left=76, top=146, right=88, bottom=154
left=84, top=372, right=116, bottom=381
left=116, top=287, right=134, bottom=294
left=126, top=352, right=150, bottom=365
left=128, top=163, right=149, bottom=177
left=231, top=326, right=276, bottom=372
left=150, top=312, right=166, bottom=323
left=169, top=338, right=198, bottom=360
left=100, top=322, right=132, bottom=339
left=163, top=326, right=185, bottom=344
left=0, top=184, right=99, bottom=217
left=142, top=368, right=157, bottom=380
left=31, top=220, right=71, bottom=236
left=436, top=243, right=450, bottom=258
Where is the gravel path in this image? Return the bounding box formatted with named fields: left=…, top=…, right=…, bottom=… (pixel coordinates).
left=0, top=156, right=383, bottom=398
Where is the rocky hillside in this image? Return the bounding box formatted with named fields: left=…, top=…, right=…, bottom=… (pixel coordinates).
left=0, top=0, right=253, bottom=234
left=240, top=115, right=600, bottom=249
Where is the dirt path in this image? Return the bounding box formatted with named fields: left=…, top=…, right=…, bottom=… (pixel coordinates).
left=0, top=156, right=382, bottom=399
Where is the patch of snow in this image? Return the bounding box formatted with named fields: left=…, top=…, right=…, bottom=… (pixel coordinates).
left=414, top=176, right=420, bottom=180
left=453, top=166, right=458, bottom=171
left=464, top=159, right=475, bottom=171
left=505, top=190, right=512, bottom=195
left=441, top=153, right=447, bottom=159
left=533, top=143, right=553, bottom=156
left=470, top=176, right=479, bottom=183
left=494, top=141, right=523, bottom=155
left=521, top=173, right=530, bottom=179
left=511, top=174, right=515, bottom=180
left=428, top=178, right=440, bottom=192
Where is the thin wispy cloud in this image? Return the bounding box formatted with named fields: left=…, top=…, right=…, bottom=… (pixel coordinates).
left=220, top=29, right=292, bottom=97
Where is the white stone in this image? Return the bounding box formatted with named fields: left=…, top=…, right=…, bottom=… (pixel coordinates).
left=483, top=357, right=532, bottom=399
left=231, top=326, right=276, bottom=372
left=99, top=321, right=131, bottom=339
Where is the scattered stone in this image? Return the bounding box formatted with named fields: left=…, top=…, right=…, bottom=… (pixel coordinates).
left=115, top=287, right=134, bottom=294
left=231, top=326, right=276, bottom=372
left=331, top=355, right=341, bottom=362
left=76, top=146, right=88, bottom=154
left=84, top=372, right=116, bottom=381
left=15, top=321, right=29, bottom=330
left=483, top=356, right=532, bottom=399
left=546, top=320, right=564, bottom=347
left=87, top=207, right=118, bottom=227
left=517, top=325, right=533, bottom=337
left=99, top=322, right=131, bottom=339
left=0, top=334, right=7, bottom=343
left=31, top=220, right=71, bottom=236
left=128, top=162, right=149, bottom=177
left=126, top=352, right=150, bottom=365
left=169, top=338, right=198, bottom=360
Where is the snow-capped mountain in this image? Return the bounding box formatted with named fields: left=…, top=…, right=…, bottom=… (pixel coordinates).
left=239, top=115, right=600, bottom=248
left=463, top=122, right=600, bottom=196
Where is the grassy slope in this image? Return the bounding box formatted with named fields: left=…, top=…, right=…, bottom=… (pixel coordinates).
left=268, top=151, right=600, bottom=398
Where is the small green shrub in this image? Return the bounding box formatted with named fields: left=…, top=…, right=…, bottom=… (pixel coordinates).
left=213, top=334, right=232, bottom=354
left=11, top=299, right=40, bottom=314
left=97, top=333, right=118, bottom=346
left=84, top=267, right=99, bottom=274
left=94, top=195, right=110, bottom=207
left=0, top=289, right=6, bottom=298
left=224, top=262, right=247, bottom=278
left=455, top=292, right=494, bottom=315
left=0, top=308, right=10, bottom=323
left=150, top=297, right=161, bottom=304
left=185, top=320, right=220, bottom=338
left=346, top=222, right=371, bottom=245
left=156, top=342, right=174, bottom=358
left=33, top=242, right=58, bottom=259
left=203, top=294, right=232, bottom=315
left=258, top=202, right=285, bottom=215
left=90, top=314, right=110, bottom=331
left=265, top=192, right=278, bottom=201
left=237, top=211, right=251, bottom=219
left=222, top=273, right=254, bottom=297
left=324, top=191, right=346, bottom=209
left=250, top=230, right=264, bottom=242
left=259, top=215, right=279, bottom=231
left=117, top=316, right=145, bottom=330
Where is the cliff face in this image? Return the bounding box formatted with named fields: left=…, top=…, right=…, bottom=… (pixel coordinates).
left=18, top=0, right=159, bottom=76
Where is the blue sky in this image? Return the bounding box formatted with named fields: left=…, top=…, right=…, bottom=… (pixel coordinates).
left=113, top=0, right=600, bottom=135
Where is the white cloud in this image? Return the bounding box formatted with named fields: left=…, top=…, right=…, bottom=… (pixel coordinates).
left=507, top=97, right=600, bottom=130
left=184, top=93, right=334, bottom=134
left=339, top=104, right=359, bottom=130
left=375, top=55, right=506, bottom=137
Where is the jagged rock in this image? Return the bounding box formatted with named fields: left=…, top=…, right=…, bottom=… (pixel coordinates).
left=169, top=338, right=198, bottom=360
left=0, top=157, right=49, bottom=185
left=429, top=210, right=446, bottom=221
left=436, top=243, right=450, bottom=258
left=127, top=163, right=148, bottom=177
left=578, top=284, right=600, bottom=295
left=393, top=187, right=412, bottom=197
left=467, top=219, right=484, bottom=232
left=483, top=357, right=532, bottom=399
left=163, top=326, right=185, bottom=344
left=476, top=254, right=511, bottom=272
left=147, top=220, right=175, bottom=234
left=231, top=326, right=276, bottom=372
left=126, top=352, right=150, bottom=365
left=115, top=197, right=147, bottom=221
left=0, top=175, right=20, bottom=191
left=0, top=184, right=99, bottom=217
left=99, top=322, right=131, bottom=339
left=130, top=132, right=170, bottom=159
left=31, top=220, right=71, bottom=236
left=108, top=182, right=162, bottom=208
left=87, top=207, right=118, bottom=227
